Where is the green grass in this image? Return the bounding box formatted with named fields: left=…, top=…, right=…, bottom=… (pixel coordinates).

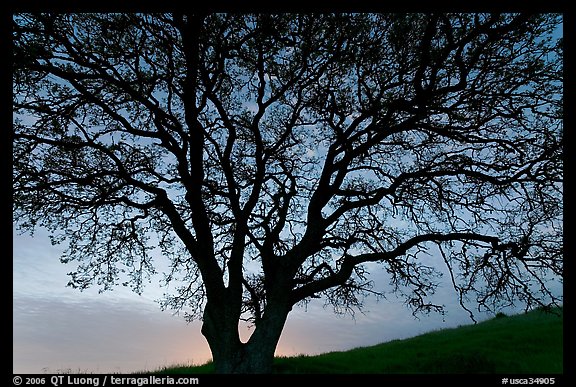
left=149, top=307, right=563, bottom=374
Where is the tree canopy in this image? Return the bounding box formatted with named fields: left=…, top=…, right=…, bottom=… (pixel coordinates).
left=13, top=13, right=562, bottom=373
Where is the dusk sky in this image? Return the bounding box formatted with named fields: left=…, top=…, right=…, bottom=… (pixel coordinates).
left=12, top=13, right=564, bottom=375
left=13, top=225, right=544, bottom=374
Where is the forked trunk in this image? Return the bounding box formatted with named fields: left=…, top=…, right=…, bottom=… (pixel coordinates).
left=202, top=302, right=290, bottom=373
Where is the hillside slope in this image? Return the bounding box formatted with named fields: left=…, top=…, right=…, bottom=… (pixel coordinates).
left=153, top=307, right=563, bottom=374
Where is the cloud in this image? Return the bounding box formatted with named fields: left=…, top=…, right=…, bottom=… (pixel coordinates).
left=13, top=283, right=481, bottom=373
left=15, top=226, right=557, bottom=373
left=13, top=295, right=211, bottom=374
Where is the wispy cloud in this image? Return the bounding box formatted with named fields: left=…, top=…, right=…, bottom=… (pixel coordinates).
left=13, top=295, right=210, bottom=374
left=14, top=227, right=541, bottom=374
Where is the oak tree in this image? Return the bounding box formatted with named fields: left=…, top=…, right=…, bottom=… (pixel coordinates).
left=13, top=13, right=563, bottom=373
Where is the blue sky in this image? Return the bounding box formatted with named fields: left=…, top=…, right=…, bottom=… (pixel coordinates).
left=12, top=14, right=564, bottom=375
left=13, top=225, right=545, bottom=374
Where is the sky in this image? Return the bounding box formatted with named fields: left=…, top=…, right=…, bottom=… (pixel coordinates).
left=11, top=13, right=564, bottom=376
left=12, top=224, right=551, bottom=375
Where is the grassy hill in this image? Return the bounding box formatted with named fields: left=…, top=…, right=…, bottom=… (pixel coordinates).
left=151, top=307, right=563, bottom=374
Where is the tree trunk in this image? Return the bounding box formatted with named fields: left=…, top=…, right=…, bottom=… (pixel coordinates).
left=202, top=300, right=291, bottom=373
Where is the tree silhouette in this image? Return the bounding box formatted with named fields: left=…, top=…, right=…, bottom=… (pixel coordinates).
left=13, top=13, right=562, bottom=373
